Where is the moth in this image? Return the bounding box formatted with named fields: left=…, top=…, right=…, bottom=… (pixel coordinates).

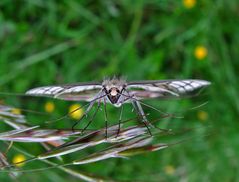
left=26, top=78, right=211, bottom=135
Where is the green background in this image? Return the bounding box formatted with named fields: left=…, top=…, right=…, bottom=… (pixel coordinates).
left=0, top=0, right=238, bottom=181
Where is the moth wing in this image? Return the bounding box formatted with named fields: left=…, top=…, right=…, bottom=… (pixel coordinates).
left=26, top=82, right=102, bottom=101
left=127, top=79, right=211, bottom=99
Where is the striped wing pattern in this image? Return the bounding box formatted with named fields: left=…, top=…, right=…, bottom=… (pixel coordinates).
left=26, top=79, right=210, bottom=101
left=127, top=80, right=211, bottom=99
left=26, top=83, right=102, bottom=101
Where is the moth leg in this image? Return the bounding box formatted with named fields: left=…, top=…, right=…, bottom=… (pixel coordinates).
left=116, top=104, right=123, bottom=137
left=103, top=97, right=108, bottom=139
left=131, top=100, right=152, bottom=136
left=123, top=91, right=152, bottom=136
left=81, top=98, right=101, bottom=134
left=120, top=92, right=172, bottom=133
left=71, top=92, right=104, bottom=131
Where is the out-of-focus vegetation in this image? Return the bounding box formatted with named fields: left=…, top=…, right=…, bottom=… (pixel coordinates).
left=0, top=0, right=238, bottom=181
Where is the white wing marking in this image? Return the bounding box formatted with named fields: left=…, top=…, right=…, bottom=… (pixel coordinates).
left=62, top=86, right=97, bottom=93
left=172, top=81, right=186, bottom=87
left=127, top=85, right=179, bottom=96
left=26, top=86, right=64, bottom=95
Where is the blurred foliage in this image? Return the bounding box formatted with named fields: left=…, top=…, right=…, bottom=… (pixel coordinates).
left=0, top=0, right=239, bottom=181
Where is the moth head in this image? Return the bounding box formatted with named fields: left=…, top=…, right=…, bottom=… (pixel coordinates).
left=109, top=87, right=119, bottom=96
left=102, top=78, right=127, bottom=94
left=102, top=78, right=127, bottom=104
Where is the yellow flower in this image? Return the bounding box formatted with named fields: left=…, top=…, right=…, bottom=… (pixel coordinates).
left=12, top=154, right=26, bottom=167
left=44, top=101, right=55, bottom=113
left=183, top=0, right=196, bottom=9
left=197, top=111, right=208, bottom=121
left=11, top=108, right=21, bottom=115
left=69, top=104, right=84, bottom=120
left=194, top=45, right=208, bottom=60
left=164, top=165, right=175, bottom=175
